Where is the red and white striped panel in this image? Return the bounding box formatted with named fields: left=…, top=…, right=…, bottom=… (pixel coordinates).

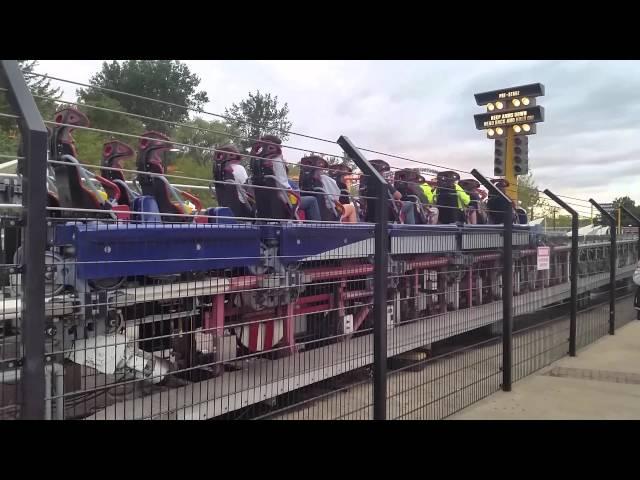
left=237, top=318, right=284, bottom=353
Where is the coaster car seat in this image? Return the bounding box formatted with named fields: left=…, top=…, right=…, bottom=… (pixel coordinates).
left=212, top=143, right=255, bottom=219
left=299, top=155, right=342, bottom=221
left=516, top=207, right=528, bottom=225
left=101, top=140, right=140, bottom=208
left=136, top=131, right=200, bottom=223
left=49, top=108, right=121, bottom=218
left=435, top=170, right=462, bottom=224
left=249, top=135, right=299, bottom=221
left=393, top=168, right=430, bottom=224
left=487, top=178, right=514, bottom=224
left=359, top=159, right=400, bottom=223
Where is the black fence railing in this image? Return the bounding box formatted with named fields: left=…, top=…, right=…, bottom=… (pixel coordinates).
left=0, top=60, right=48, bottom=419
left=0, top=61, right=638, bottom=420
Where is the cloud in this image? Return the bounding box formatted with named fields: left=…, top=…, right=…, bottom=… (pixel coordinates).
left=34, top=60, right=640, bottom=204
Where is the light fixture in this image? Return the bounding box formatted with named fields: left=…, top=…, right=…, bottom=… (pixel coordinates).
left=521, top=97, right=530, bottom=106
left=487, top=129, right=495, bottom=136
left=487, top=103, right=495, bottom=111
left=512, top=98, right=521, bottom=107
left=513, top=125, right=522, bottom=133
left=522, top=124, right=531, bottom=132
left=496, top=127, right=504, bottom=135
left=495, top=101, right=504, bottom=110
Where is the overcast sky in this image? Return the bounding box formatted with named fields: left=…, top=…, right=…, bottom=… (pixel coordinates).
left=36, top=60, right=640, bottom=211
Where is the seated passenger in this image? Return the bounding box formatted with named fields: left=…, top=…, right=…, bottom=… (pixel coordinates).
left=486, top=179, right=516, bottom=224
left=361, top=159, right=416, bottom=224
left=417, top=175, right=439, bottom=224
left=417, top=175, right=435, bottom=204
left=286, top=166, right=321, bottom=221
left=136, top=131, right=196, bottom=222
left=320, top=172, right=358, bottom=223
left=212, top=144, right=255, bottom=219
left=434, top=171, right=469, bottom=224
left=394, top=168, right=436, bottom=224
left=328, top=163, right=353, bottom=205
left=249, top=135, right=298, bottom=220
left=300, top=156, right=358, bottom=223
left=458, top=179, right=484, bottom=225
left=330, top=164, right=362, bottom=222
left=475, top=186, right=489, bottom=224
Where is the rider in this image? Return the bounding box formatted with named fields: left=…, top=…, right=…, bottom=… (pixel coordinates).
left=215, top=143, right=255, bottom=214
left=486, top=179, right=515, bottom=224
left=458, top=179, right=483, bottom=224
left=418, top=175, right=435, bottom=205
left=329, top=163, right=358, bottom=222
left=320, top=171, right=358, bottom=223
left=286, top=165, right=321, bottom=221
left=435, top=171, right=469, bottom=224
left=367, top=160, right=417, bottom=224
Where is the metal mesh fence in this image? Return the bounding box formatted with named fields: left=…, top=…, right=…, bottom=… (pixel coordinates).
left=1, top=82, right=25, bottom=419
left=1, top=61, right=638, bottom=420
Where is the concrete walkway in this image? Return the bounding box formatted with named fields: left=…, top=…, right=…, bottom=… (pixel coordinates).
left=450, top=321, right=640, bottom=420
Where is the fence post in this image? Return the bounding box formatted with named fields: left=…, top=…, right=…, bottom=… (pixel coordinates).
left=544, top=190, right=578, bottom=356
left=470, top=169, right=513, bottom=392
left=0, top=60, right=48, bottom=419
left=337, top=136, right=389, bottom=420
left=589, top=199, right=616, bottom=335
left=619, top=205, right=640, bottom=321
left=619, top=205, right=640, bottom=264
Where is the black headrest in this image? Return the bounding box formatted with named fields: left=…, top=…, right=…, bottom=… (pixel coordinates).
left=214, top=144, right=243, bottom=163
left=301, top=155, right=328, bottom=168
left=369, top=159, right=390, bottom=173
left=437, top=170, right=460, bottom=182
left=250, top=135, right=282, bottom=158
left=459, top=179, right=481, bottom=190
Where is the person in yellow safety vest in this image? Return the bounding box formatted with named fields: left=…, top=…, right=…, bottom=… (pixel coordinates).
left=418, top=176, right=435, bottom=204
left=455, top=182, right=470, bottom=210
left=417, top=176, right=439, bottom=224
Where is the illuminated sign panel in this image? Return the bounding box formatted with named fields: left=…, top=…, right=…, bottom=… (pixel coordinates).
left=474, top=83, right=545, bottom=106
left=474, top=106, right=544, bottom=130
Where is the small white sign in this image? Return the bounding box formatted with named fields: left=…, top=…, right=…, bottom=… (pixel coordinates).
left=343, top=314, right=354, bottom=335
left=537, top=246, right=550, bottom=270
left=387, top=305, right=395, bottom=328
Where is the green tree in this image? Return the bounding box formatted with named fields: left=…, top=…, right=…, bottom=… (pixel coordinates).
left=517, top=171, right=541, bottom=219
left=77, top=60, right=209, bottom=134
left=174, top=117, right=240, bottom=166
left=21, top=60, right=61, bottom=122
left=326, top=154, right=355, bottom=170
left=72, top=93, right=147, bottom=167
left=76, top=92, right=145, bottom=136
left=224, top=90, right=292, bottom=151
left=613, top=196, right=640, bottom=226
left=0, top=60, right=61, bottom=136
left=0, top=132, right=18, bottom=164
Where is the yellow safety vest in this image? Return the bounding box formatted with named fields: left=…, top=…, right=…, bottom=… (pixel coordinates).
left=455, top=183, right=470, bottom=209
left=434, top=183, right=471, bottom=209
left=420, top=184, right=434, bottom=204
